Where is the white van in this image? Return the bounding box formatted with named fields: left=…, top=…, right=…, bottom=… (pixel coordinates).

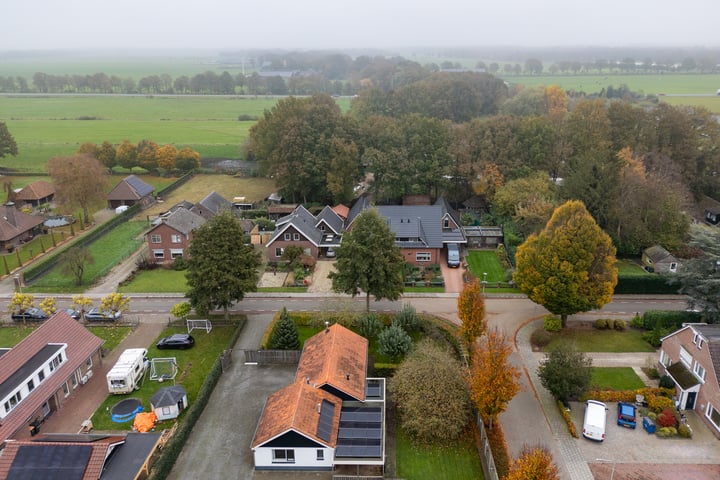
left=582, top=400, right=608, bottom=441
left=447, top=243, right=461, bottom=268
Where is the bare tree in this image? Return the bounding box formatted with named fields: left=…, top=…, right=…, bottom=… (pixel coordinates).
left=60, top=247, right=94, bottom=286
left=47, top=154, right=109, bottom=224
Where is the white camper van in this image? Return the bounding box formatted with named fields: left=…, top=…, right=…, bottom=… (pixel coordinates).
left=106, top=348, right=148, bottom=394
left=582, top=399, right=608, bottom=441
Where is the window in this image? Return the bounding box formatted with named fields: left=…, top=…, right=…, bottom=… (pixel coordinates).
left=694, top=362, right=707, bottom=382
left=49, top=361, right=54, bottom=372
left=679, top=347, right=692, bottom=368
left=162, top=407, right=171, bottom=415
left=27, top=379, right=35, bottom=392
left=86, top=357, right=93, bottom=368
left=659, top=350, right=672, bottom=367
left=272, top=449, right=295, bottom=463
left=693, top=333, right=699, bottom=344
left=416, top=252, right=431, bottom=262
left=38, top=370, right=45, bottom=382
left=275, top=247, right=284, bottom=257
left=170, top=249, right=184, bottom=259
left=317, top=449, right=324, bottom=461
left=171, top=234, right=182, bottom=243
left=153, top=249, right=165, bottom=259
left=707, top=404, right=720, bottom=431
left=151, top=234, right=161, bottom=244
left=293, top=233, right=300, bottom=241
left=698, top=338, right=704, bottom=350
left=670, top=262, right=678, bottom=272
left=284, top=233, right=291, bottom=241
left=62, top=382, right=70, bottom=397
left=443, top=218, right=450, bottom=229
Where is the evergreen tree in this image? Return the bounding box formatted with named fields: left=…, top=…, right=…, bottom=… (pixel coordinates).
left=378, top=324, right=412, bottom=361
left=269, top=307, right=300, bottom=350
left=0, top=122, right=18, bottom=158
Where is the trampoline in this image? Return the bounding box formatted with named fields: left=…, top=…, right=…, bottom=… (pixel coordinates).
left=111, top=398, right=143, bottom=423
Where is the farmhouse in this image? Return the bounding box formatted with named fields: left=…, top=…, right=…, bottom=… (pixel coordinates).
left=0, top=311, right=104, bottom=445
left=252, top=324, right=385, bottom=473
left=659, top=324, right=720, bottom=439
left=107, top=175, right=155, bottom=209
left=0, top=203, right=44, bottom=252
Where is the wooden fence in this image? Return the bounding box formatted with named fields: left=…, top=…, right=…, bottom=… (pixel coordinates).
left=242, top=349, right=301, bottom=364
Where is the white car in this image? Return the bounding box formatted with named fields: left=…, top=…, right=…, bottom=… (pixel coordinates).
left=326, top=247, right=336, bottom=258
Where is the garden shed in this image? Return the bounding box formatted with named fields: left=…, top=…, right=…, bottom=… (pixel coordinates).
left=150, top=385, right=188, bottom=421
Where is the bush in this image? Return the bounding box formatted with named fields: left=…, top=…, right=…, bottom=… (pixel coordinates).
left=659, top=375, right=675, bottom=389
left=656, top=408, right=678, bottom=428
left=268, top=308, right=300, bottom=350
left=172, top=256, right=188, bottom=270
left=378, top=325, right=413, bottom=361
left=530, top=328, right=555, bottom=349
left=557, top=400, right=578, bottom=437
left=613, top=319, right=626, bottom=331
left=678, top=423, right=692, bottom=438
left=543, top=315, right=562, bottom=332
left=357, top=313, right=382, bottom=340
left=593, top=319, right=609, bottom=329
left=630, top=314, right=643, bottom=329
left=393, top=303, right=420, bottom=332
left=656, top=426, right=678, bottom=437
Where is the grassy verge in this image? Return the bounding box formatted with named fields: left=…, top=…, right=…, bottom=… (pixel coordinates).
left=28, top=221, right=147, bottom=293
left=86, top=325, right=133, bottom=352
left=590, top=367, right=646, bottom=390
left=90, top=321, right=240, bottom=431
left=119, top=268, right=187, bottom=293
left=396, top=428, right=484, bottom=480
left=538, top=326, right=655, bottom=352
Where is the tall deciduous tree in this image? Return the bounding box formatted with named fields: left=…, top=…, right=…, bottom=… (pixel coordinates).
left=47, top=154, right=109, bottom=224
left=186, top=211, right=261, bottom=319
left=505, top=445, right=560, bottom=480
left=176, top=147, right=201, bottom=171
left=329, top=208, right=404, bottom=312
left=468, top=329, right=521, bottom=429
left=157, top=144, right=178, bottom=171
left=458, top=278, right=486, bottom=344
left=100, top=293, right=130, bottom=316
left=97, top=141, right=117, bottom=172
left=514, top=200, right=617, bottom=327
left=137, top=139, right=159, bottom=173
left=0, top=122, right=18, bottom=158
left=60, top=247, right=94, bottom=286
left=116, top=140, right=138, bottom=171
left=390, top=340, right=472, bottom=443
left=537, top=343, right=592, bottom=404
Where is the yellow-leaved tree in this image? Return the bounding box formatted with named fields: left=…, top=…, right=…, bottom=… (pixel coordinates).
left=468, top=329, right=521, bottom=429
left=39, top=297, right=57, bottom=317
left=505, top=444, right=560, bottom=480
left=513, top=200, right=617, bottom=327
left=100, top=293, right=130, bottom=316
left=458, top=278, right=486, bottom=344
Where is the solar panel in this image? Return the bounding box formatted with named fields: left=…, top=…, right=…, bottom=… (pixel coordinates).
left=9, top=445, right=92, bottom=480
left=316, top=400, right=335, bottom=442
left=336, top=405, right=383, bottom=458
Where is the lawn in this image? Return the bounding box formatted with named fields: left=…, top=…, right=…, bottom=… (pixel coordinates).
left=396, top=429, right=484, bottom=480
left=119, top=268, right=188, bottom=293
left=28, top=221, right=148, bottom=293
left=90, top=321, right=241, bottom=431
left=616, top=259, right=650, bottom=276
left=590, top=367, right=646, bottom=390
left=543, top=326, right=655, bottom=353
left=465, top=250, right=507, bottom=283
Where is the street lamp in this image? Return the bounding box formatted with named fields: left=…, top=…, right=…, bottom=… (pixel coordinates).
left=595, top=458, right=615, bottom=480
left=482, top=272, right=487, bottom=293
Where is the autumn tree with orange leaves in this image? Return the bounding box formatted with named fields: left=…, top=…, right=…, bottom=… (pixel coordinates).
left=504, top=444, right=559, bottom=480
left=468, top=329, right=521, bottom=429
left=458, top=278, right=486, bottom=344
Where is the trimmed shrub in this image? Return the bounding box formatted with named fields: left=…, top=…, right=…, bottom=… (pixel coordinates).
left=656, top=426, right=678, bottom=437
left=659, top=375, right=675, bottom=389
left=530, top=328, right=555, bottom=349
left=543, top=315, right=562, bottom=332
left=378, top=325, right=413, bottom=361
left=593, top=319, right=609, bottom=329
left=678, top=423, right=692, bottom=438
left=613, top=319, right=626, bottom=331
left=646, top=394, right=674, bottom=413
left=657, top=408, right=678, bottom=428
left=557, top=400, right=578, bottom=437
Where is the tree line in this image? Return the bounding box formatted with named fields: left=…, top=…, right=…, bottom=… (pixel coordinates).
left=246, top=73, right=720, bottom=257
left=77, top=140, right=200, bottom=174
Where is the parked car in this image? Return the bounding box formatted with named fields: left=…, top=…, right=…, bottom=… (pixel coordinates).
left=11, top=307, right=48, bottom=322
left=84, top=308, right=122, bottom=322
left=326, top=247, right=336, bottom=258
left=617, top=401, right=637, bottom=429
left=156, top=333, right=195, bottom=350
left=64, top=308, right=81, bottom=320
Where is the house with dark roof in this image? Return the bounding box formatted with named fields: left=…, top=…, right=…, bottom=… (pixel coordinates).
left=106, top=175, right=155, bottom=209
left=190, top=191, right=232, bottom=220
left=0, top=432, right=162, bottom=480
left=0, top=204, right=45, bottom=252
left=146, top=207, right=206, bottom=264
left=699, top=195, right=720, bottom=226
left=150, top=385, right=188, bottom=421
left=265, top=205, right=342, bottom=261
left=642, top=245, right=680, bottom=274
left=659, top=324, right=720, bottom=439
left=251, top=324, right=385, bottom=472
left=0, top=311, right=104, bottom=445
left=14, top=181, right=56, bottom=208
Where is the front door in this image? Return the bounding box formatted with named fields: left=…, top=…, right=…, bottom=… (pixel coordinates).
left=42, top=401, right=51, bottom=418
left=686, top=391, right=697, bottom=410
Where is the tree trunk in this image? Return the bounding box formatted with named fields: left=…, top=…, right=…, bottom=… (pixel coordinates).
left=365, top=292, right=370, bottom=313
left=224, top=306, right=229, bottom=321
left=561, top=314, right=568, bottom=328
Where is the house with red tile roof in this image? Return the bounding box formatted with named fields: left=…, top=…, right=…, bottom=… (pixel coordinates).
left=251, top=324, right=385, bottom=472
left=14, top=181, right=56, bottom=208
left=0, top=311, right=104, bottom=445
left=0, top=204, right=44, bottom=252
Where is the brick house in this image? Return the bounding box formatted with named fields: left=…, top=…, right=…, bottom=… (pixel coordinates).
left=0, top=311, right=104, bottom=445
left=265, top=205, right=342, bottom=262
left=659, top=323, right=720, bottom=438
left=190, top=191, right=233, bottom=221
left=0, top=204, right=45, bottom=252
left=146, top=207, right=206, bottom=264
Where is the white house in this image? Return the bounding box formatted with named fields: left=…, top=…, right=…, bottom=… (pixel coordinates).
left=150, top=385, right=188, bottom=421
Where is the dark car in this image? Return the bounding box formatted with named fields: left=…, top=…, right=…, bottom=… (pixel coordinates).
left=64, top=308, right=81, bottom=320
left=11, top=307, right=48, bottom=322
left=156, top=334, right=195, bottom=350
left=84, top=308, right=122, bottom=322
left=617, top=401, right=637, bottom=429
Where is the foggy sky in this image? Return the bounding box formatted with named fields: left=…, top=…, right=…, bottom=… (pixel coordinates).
left=3, top=0, right=719, bottom=51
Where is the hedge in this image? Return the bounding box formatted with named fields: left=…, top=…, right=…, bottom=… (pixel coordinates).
left=642, top=310, right=702, bottom=330
left=614, top=275, right=679, bottom=294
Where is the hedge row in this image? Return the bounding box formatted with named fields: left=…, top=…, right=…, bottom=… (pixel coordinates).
left=614, top=275, right=679, bottom=294
left=642, top=310, right=703, bottom=330
left=581, top=387, right=675, bottom=412
left=155, top=171, right=194, bottom=198
left=149, top=319, right=245, bottom=480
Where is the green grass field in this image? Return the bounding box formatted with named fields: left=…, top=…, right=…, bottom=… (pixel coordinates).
left=544, top=327, right=655, bottom=353
left=465, top=250, right=506, bottom=283
left=590, top=367, right=646, bottom=390
left=396, top=429, right=484, bottom=480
